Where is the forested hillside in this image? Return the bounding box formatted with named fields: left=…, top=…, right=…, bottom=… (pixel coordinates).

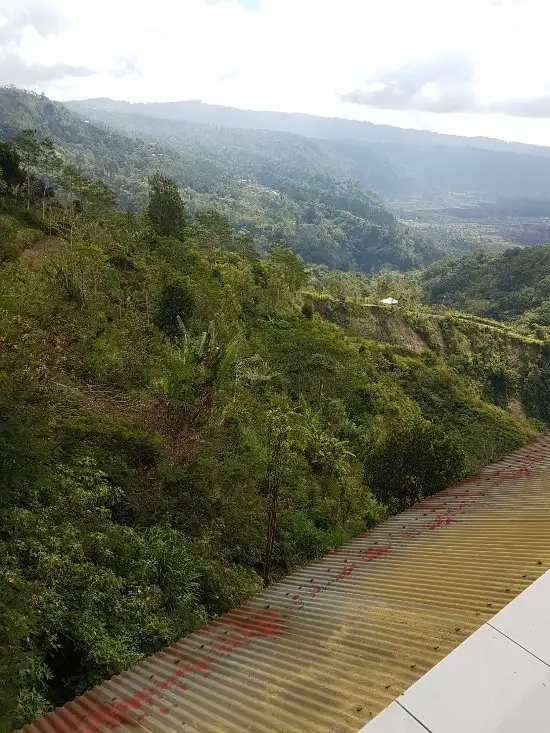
left=72, top=97, right=550, bottom=197
left=68, top=99, right=421, bottom=198
left=68, top=94, right=550, bottom=252
left=0, top=130, right=542, bottom=730
left=423, top=245, right=550, bottom=326
left=1, top=87, right=450, bottom=273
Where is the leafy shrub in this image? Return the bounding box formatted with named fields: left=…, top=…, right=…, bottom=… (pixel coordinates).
left=154, top=278, right=195, bottom=338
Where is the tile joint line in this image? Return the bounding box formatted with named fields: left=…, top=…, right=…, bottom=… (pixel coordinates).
left=487, top=622, right=550, bottom=671
left=395, top=699, right=434, bottom=733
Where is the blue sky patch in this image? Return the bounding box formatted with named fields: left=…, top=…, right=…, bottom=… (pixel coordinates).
left=206, top=0, right=262, bottom=10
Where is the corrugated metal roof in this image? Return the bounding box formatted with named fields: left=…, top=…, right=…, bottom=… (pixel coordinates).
left=19, top=436, right=550, bottom=733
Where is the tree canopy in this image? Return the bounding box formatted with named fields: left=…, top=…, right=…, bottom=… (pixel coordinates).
left=423, top=244, right=550, bottom=331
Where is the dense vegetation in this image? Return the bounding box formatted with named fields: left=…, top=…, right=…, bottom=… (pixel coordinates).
left=423, top=245, right=550, bottom=328
left=0, top=127, right=541, bottom=729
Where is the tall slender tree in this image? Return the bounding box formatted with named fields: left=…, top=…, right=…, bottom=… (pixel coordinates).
left=147, top=173, right=188, bottom=238
left=13, top=129, right=55, bottom=210
left=0, top=141, right=23, bottom=191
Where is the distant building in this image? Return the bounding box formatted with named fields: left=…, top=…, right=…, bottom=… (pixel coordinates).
left=379, top=297, right=399, bottom=305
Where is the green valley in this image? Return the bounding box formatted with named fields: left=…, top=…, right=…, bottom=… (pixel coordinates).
left=71, top=96, right=550, bottom=252
left=1, top=87, right=447, bottom=273
left=1, top=88, right=550, bottom=731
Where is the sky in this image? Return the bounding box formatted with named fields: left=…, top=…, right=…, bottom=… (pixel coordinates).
left=2, top=0, right=550, bottom=145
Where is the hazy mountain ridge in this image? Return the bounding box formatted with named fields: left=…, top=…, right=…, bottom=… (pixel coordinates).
left=69, top=98, right=550, bottom=198
left=70, top=97, right=550, bottom=157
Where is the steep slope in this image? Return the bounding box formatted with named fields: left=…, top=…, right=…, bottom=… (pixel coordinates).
left=310, top=298, right=550, bottom=422
left=0, top=144, right=543, bottom=728
left=1, top=208, right=540, bottom=724
left=0, top=87, right=228, bottom=209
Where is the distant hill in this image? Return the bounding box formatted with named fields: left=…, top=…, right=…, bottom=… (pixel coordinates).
left=69, top=98, right=550, bottom=198
left=1, top=86, right=451, bottom=272
left=69, top=98, right=550, bottom=156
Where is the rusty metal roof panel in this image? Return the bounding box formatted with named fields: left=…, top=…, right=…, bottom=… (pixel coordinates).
left=18, top=436, right=550, bottom=733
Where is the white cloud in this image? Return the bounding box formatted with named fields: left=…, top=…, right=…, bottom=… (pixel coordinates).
left=3, top=0, right=550, bottom=144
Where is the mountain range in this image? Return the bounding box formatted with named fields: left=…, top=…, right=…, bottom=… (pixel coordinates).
left=4, top=86, right=550, bottom=273
left=70, top=98, right=550, bottom=197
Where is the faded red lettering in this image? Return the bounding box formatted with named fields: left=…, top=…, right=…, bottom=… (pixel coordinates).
left=336, top=565, right=355, bottom=581
left=361, top=546, right=391, bottom=562
left=72, top=608, right=281, bottom=731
